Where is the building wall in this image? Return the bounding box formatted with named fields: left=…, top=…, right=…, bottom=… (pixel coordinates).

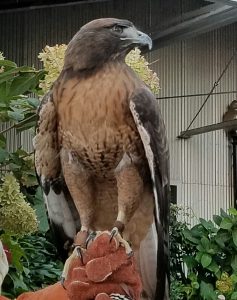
left=0, top=1, right=237, bottom=223
left=0, top=0, right=154, bottom=67
left=151, top=23, right=237, bottom=223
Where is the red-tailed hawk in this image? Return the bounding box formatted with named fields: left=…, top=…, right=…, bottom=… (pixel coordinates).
left=34, top=18, right=170, bottom=300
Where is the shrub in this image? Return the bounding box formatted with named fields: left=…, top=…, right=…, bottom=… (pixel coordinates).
left=1, top=232, right=63, bottom=298
left=170, top=205, right=237, bottom=300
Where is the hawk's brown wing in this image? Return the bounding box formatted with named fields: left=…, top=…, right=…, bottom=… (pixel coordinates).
left=130, top=86, right=170, bottom=300
left=34, top=91, right=80, bottom=259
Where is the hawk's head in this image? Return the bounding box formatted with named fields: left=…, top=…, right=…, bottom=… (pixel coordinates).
left=64, top=18, right=152, bottom=71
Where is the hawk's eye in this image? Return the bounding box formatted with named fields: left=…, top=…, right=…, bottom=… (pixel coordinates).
left=112, top=25, right=124, bottom=34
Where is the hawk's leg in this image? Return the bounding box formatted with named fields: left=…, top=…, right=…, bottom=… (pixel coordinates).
left=61, top=150, right=94, bottom=245
left=61, top=150, right=95, bottom=281
left=114, top=157, right=143, bottom=253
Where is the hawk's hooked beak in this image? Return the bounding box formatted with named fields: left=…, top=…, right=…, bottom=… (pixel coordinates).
left=120, top=27, right=152, bottom=50
left=136, top=30, right=153, bottom=50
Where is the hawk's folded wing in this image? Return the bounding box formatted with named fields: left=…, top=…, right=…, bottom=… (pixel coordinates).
left=129, top=86, right=170, bottom=299
left=34, top=92, right=80, bottom=258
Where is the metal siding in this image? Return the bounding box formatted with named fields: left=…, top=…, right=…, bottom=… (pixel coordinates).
left=0, top=0, right=151, bottom=66
left=153, top=23, right=237, bottom=224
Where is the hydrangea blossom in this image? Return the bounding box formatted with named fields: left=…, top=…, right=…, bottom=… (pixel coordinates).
left=38, top=44, right=67, bottom=93
left=216, top=272, right=233, bottom=294
left=126, top=48, right=160, bottom=94
left=0, top=174, right=38, bottom=235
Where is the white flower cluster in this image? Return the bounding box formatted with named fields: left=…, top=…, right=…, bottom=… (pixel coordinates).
left=0, top=174, right=38, bottom=235
left=126, top=48, right=160, bottom=95
left=38, top=44, right=67, bottom=93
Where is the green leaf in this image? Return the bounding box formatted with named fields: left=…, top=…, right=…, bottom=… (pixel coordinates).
left=197, top=244, right=205, bottom=252
left=16, top=120, right=36, bottom=132
left=0, top=68, right=19, bottom=84
left=220, top=217, right=233, bottom=230
left=183, top=255, right=197, bottom=269
left=220, top=208, right=230, bottom=219
left=215, top=237, right=225, bottom=249
left=195, top=251, right=203, bottom=263
left=213, top=214, right=222, bottom=226
left=26, top=97, right=40, bottom=108
left=207, top=260, right=220, bottom=276
left=33, top=187, right=49, bottom=232
left=199, top=218, right=216, bottom=232
left=200, top=281, right=217, bottom=300
left=229, top=207, right=237, bottom=216
left=207, top=244, right=219, bottom=255
left=191, top=281, right=199, bottom=290
left=8, top=109, right=25, bottom=121
left=201, top=236, right=210, bottom=250
left=231, top=274, right=237, bottom=284
left=0, top=134, right=6, bottom=148
left=232, top=228, right=237, bottom=247
left=191, top=223, right=208, bottom=238
left=9, top=163, right=21, bottom=171
left=0, top=233, right=25, bottom=272
left=0, top=148, right=9, bottom=163
left=231, top=292, right=237, bottom=300
left=201, top=253, right=212, bottom=268
left=10, top=272, right=28, bottom=291
left=0, top=60, right=17, bottom=68
left=15, top=114, right=37, bottom=132
left=182, top=229, right=199, bottom=244
left=231, top=255, right=237, bottom=272
left=8, top=74, right=37, bottom=97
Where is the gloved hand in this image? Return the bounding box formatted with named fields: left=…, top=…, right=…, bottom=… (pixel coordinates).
left=0, top=231, right=142, bottom=300
left=64, top=231, right=142, bottom=300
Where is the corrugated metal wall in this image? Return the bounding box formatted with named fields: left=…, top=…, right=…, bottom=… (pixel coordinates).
left=0, top=0, right=152, bottom=67
left=152, top=23, right=237, bottom=224
left=0, top=0, right=237, bottom=223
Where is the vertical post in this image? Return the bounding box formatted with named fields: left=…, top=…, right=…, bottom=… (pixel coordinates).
left=231, top=133, right=237, bottom=208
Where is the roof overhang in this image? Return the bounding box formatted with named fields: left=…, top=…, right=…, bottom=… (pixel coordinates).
left=151, top=1, right=237, bottom=49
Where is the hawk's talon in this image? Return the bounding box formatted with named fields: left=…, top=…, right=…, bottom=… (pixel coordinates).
left=86, top=231, right=97, bottom=248
left=110, top=227, right=119, bottom=242
left=60, top=276, right=66, bottom=289
left=110, top=227, right=133, bottom=256
left=61, top=245, right=85, bottom=281
left=76, top=246, right=84, bottom=264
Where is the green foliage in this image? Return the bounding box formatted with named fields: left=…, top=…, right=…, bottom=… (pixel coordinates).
left=0, top=54, right=49, bottom=234
left=0, top=54, right=53, bottom=296
left=171, top=206, right=237, bottom=299
left=170, top=276, right=186, bottom=300
left=0, top=55, right=42, bottom=194
left=1, top=233, right=63, bottom=298
left=0, top=57, right=45, bottom=100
